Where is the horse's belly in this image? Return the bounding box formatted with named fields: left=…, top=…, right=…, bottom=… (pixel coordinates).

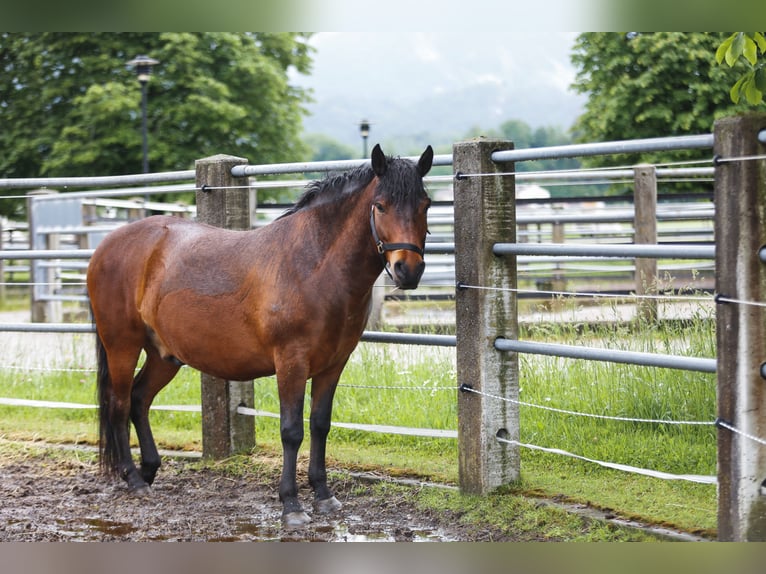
left=190, top=355, right=276, bottom=382
left=174, top=336, right=276, bottom=381
left=149, top=293, right=277, bottom=381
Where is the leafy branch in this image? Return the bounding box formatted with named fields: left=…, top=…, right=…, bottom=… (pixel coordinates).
left=716, top=32, right=766, bottom=105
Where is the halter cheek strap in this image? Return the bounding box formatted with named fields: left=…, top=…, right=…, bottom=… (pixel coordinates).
left=369, top=205, right=424, bottom=280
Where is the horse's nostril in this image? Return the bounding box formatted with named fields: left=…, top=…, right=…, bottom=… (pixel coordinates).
left=393, top=259, right=425, bottom=287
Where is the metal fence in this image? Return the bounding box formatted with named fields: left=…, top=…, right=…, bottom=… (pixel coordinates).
left=452, top=116, right=766, bottom=542
left=2, top=167, right=716, bottom=323
left=1, top=118, right=764, bottom=541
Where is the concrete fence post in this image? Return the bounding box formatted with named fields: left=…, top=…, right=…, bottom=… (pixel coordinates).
left=195, top=154, right=255, bottom=459
left=714, top=114, right=766, bottom=541
left=633, top=164, right=658, bottom=322
left=453, top=139, right=520, bottom=494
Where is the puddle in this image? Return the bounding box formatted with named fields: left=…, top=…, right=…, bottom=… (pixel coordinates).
left=82, top=518, right=138, bottom=537
left=10, top=514, right=453, bottom=543
left=231, top=517, right=454, bottom=542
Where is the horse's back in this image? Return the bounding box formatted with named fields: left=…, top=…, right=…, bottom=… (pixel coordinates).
left=88, top=216, right=213, bottom=325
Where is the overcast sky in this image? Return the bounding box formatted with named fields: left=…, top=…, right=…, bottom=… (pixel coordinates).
left=293, top=32, right=580, bottom=100
left=290, top=32, right=587, bottom=147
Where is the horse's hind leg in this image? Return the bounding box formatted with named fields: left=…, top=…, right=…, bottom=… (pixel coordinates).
left=99, top=342, right=149, bottom=493
left=130, top=345, right=181, bottom=486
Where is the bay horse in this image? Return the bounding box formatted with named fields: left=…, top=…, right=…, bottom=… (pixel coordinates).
left=87, top=144, right=433, bottom=527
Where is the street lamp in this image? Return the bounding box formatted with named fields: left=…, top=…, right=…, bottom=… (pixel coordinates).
left=359, top=119, right=370, bottom=158
left=127, top=55, right=159, bottom=173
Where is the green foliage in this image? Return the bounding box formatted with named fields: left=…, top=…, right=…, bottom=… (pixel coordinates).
left=460, top=117, right=590, bottom=196
left=715, top=32, right=766, bottom=105
left=303, top=133, right=356, bottom=161
left=570, top=33, right=750, bottom=168
left=0, top=32, right=314, bottom=215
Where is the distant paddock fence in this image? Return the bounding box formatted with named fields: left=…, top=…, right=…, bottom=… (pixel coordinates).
left=0, top=115, right=764, bottom=540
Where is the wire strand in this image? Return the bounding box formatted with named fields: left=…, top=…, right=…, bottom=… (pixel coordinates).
left=457, top=153, right=765, bottom=181
left=715, top=296, right=766, bottom=309
left=458, top=283, right=714, bottom=303
left=714, top=153, right=766, bottom=164
left=496, top=436, right=717, bottom=484
left=717, top=420, right=766, bottom=447
left=461, top=385, right=714, bottom=426
left=456, top=157, right=716, bottom=180
left=459, top=282, right=766, bottom=309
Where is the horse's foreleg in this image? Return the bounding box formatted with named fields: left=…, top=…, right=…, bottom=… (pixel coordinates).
left=130, top=348, right=180, bottom=485
left=276, top=365, right=310, bottom=527
left=308, top=369, right=343, bottom=515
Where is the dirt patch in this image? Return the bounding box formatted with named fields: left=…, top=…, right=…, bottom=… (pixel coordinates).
left=0, top=446, right=506, bottom=542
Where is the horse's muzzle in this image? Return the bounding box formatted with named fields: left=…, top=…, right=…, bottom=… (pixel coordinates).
left=392, top=258, right=425, bottom=290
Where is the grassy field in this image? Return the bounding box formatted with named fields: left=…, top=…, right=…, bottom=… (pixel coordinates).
left=0, top=294, right=718, bottom=539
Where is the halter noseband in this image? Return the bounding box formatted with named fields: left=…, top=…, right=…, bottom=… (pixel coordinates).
left=369, top=205, right=424, bottom=281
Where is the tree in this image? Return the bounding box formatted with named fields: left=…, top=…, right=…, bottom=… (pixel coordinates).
left=570, top=33, right=751, bottom=167
left=0, top=33, right=313, bottom=191
left=303, top=134, right=356, bottom=162
left=716, top=32, right=766, bottom=105
left=461, top=118, right=586, bottom=197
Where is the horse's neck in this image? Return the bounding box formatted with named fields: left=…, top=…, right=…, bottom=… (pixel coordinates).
left=307, top=184, right=382, bottom=290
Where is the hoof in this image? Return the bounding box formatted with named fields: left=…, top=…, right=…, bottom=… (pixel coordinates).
left=282, top=511, right=312, bottom=528
left=314, top=496, right=342, bottom=515
left=130, top=484, right=152, bottom=498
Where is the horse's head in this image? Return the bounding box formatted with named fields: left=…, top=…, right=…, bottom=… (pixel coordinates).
left=369, top=143, right=433, bottom=290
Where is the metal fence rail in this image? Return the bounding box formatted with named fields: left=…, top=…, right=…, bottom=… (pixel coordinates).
left=490, top=134, right=716, bottom=162
left=495, top=338, right=717, bottom=374
left=494, top=242, right=715, bottom=260
left=0, top=171, right=194, bottom=189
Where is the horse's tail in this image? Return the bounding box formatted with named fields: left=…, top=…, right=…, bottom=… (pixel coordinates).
left=95, top=327, right=118, bottom=476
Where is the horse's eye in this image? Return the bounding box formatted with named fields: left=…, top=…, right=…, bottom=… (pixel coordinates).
left=375, top=202, right=385, bottom=214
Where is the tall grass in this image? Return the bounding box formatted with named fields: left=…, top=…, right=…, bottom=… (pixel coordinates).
left=0, top=296, right=718, bottom=533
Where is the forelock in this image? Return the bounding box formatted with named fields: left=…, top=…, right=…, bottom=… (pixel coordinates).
left=375, top=156, right=428, bottom=210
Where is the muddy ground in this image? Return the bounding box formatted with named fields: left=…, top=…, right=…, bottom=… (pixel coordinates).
left=0, top=446, right=508, bottom=542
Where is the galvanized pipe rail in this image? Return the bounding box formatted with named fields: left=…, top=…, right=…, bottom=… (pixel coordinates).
left=493, top=242, right=715, bottom=260
left=231, top=154, right=454, bottom=177
left=0, top=321, right=457, bottom=349
left=495, top=338, right=717, bottom=374
left=0, top=171, right=194, bottom=189
left=0, top=249, right=94, bottom=260
left=490, top=134, right=716, bottom=163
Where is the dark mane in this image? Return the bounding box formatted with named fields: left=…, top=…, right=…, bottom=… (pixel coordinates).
left=278, top=155, right=427, bottom=219
left=376, top=155, right=429, bottom=211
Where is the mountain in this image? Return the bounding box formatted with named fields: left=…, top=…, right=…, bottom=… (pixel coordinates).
left=291, top=32, right=587, bottom=153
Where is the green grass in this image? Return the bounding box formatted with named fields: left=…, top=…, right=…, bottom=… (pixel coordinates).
left=0, top=297, right=718, bottom=538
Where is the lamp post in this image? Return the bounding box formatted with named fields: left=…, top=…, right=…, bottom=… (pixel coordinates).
left=127, top=55, right=159, bottom=173
left=359, top=119, right=370, bottom=158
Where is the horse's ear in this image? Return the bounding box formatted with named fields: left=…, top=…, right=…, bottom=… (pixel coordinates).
left=371, top=143, right=387, bottom=177
left=417, top=145, right=434, bottom=177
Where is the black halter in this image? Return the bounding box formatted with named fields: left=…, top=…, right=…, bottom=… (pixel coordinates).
left=369, top=205, right=424, bottom=281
